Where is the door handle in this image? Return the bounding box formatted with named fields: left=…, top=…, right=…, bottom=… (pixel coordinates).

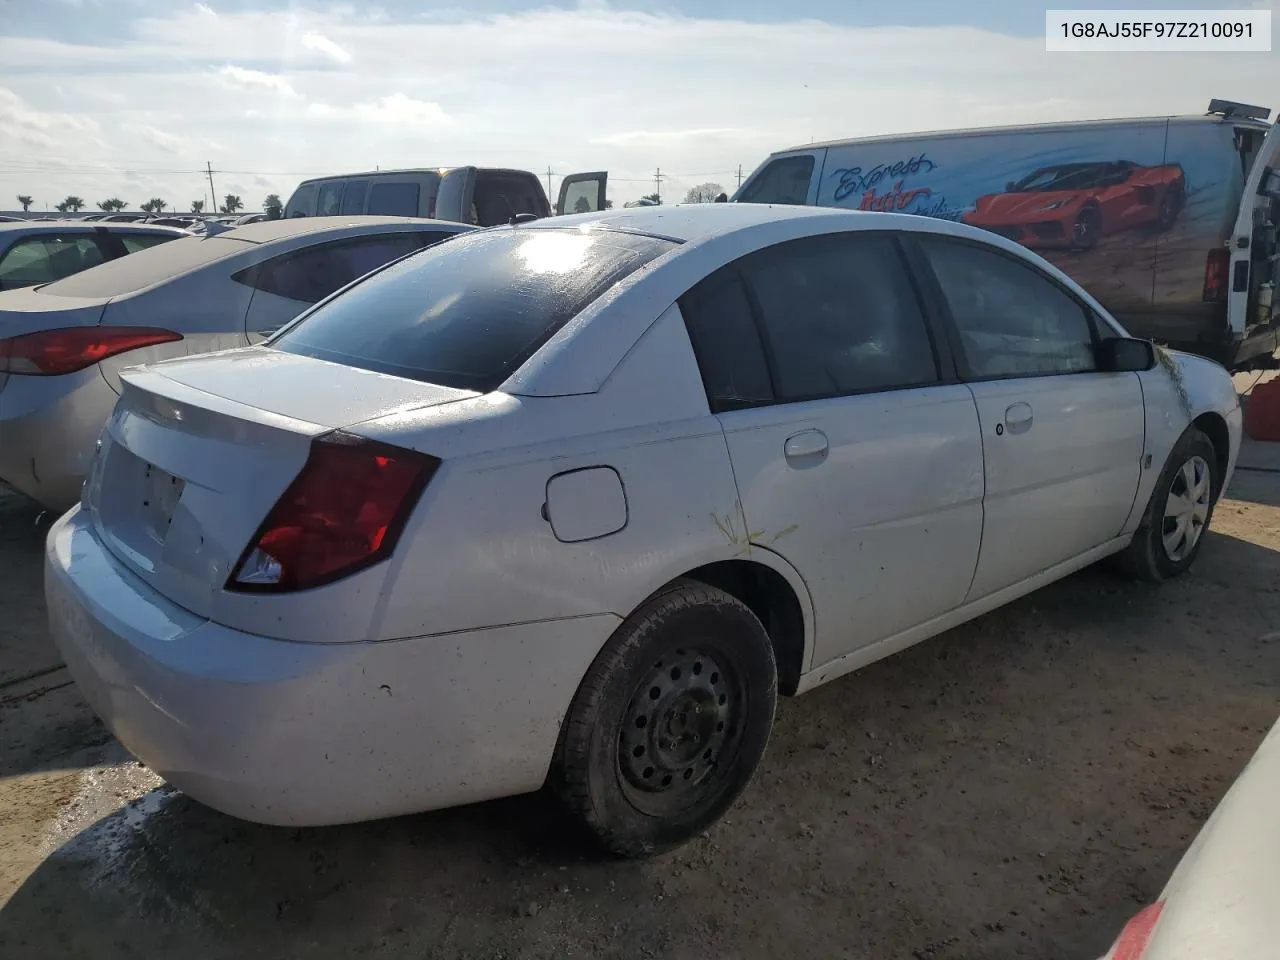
left=783, top=429, right=828, bottom=464
left=1003, top=402, right=1033, bottom=435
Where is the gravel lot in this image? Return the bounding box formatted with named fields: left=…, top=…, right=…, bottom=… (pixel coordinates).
left=1, top=429, right=1277, bottom=960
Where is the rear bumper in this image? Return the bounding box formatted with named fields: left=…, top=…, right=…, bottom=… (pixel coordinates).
left=0, top=368, right=117, bottom=511
left=45, top=507, right=618, bottom=826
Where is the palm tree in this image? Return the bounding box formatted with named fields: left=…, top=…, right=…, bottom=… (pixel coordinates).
left=16, top=195, right=33, bottom=212
left=140, top=198, right=167, bottom=214
left=56, top=196, right=85, bottom=213
left=191, top=200, right=205, bottom=214
left=97, top=198, right=127, bottom=213
left=263, top=194, right=283, bottom=220
left=221, top=194, right=243, bottom=215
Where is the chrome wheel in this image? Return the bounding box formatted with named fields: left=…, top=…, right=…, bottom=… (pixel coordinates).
left=617, top=646, right=741, bottom=817
left=1162, top=455, right=1211, bottom=562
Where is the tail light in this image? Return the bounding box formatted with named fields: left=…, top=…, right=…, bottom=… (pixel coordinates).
left=0, top=326, right=183, bottom=376
left=1098, top=901, right=1164, bottom=960
left=1202, top=248, right=1230, bottom=302
left=228, top=432, right=437, bottom=593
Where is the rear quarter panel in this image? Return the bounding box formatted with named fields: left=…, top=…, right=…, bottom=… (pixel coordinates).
left=363, top=303, right=811, bottom=646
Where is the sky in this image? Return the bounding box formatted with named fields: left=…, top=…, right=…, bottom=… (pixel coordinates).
left=0, top=0, right=1276, bottom=212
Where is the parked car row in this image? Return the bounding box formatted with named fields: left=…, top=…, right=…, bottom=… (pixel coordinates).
left=0, top=215, right=472, bottom=508
left=22, top=201, right=1240, bottom=862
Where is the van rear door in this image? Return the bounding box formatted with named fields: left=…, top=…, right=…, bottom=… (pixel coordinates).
left=435, top=167, right=478, bottom=224
left=1229, top=122, right=1280, bottom=338
left=555, top=172, right=608, bottom=215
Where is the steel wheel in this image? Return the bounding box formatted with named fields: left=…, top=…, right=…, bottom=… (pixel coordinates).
left=1162, top=454, right=1212, bottom=562
left=617, top=646, right=742, bottom=817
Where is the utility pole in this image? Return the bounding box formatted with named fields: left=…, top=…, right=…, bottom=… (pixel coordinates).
left=545, top=166, right=554, bottom=199
left=654, top=167, right=665, bottom=203
left=736, top=164, right=744, bottom=189
left=206, top=161, right=217, bottom=214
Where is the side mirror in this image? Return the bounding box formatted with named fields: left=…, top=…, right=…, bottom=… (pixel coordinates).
left=1097, top=337, right=1156, bottom=372
left=715, top=193, right=729, bottom=203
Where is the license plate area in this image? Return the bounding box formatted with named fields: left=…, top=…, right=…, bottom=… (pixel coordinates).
left=142, top=462, right=185, bottom=542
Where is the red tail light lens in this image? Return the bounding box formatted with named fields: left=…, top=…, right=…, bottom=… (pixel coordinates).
left=0, top=326, right=183, bottom=375
left=1100, top=901, right=1164, bottom=960
left=228, top=432, right=438, bottom=593
left=1202, top=248, right=1230, bottom=302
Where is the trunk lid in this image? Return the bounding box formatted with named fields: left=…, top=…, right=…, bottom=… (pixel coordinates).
left=0, top=286, right=109, bottom=393
left=85, top=349, right=474, bottom=618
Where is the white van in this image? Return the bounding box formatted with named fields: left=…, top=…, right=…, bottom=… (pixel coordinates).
left=734, top=100, right=1280, bottom=370
left=284, top=167, right=608, bottom=228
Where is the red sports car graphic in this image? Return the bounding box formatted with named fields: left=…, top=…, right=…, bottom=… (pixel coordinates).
left=963, top=160, right=1186, bottom=251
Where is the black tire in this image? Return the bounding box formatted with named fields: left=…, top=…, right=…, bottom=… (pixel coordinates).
left=1117, top=427, right=1220, bottom=582
left=1071, top=204, right=1101, bottom=251
left=550, top=579, right=777, bottom=858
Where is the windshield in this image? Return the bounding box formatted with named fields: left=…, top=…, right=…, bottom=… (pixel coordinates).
left=271, top=227, right=677, bottom=392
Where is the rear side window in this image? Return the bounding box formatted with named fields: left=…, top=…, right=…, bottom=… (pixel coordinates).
left=679, top=271, right=774, bottom=411
left=272, top=228, right=676, bottom=392
left=919, top=238, right=1096, bottom=378
left=740, top=233, right=938, bottom=400
left=0, top=235, right=109, bottom=289
left=368, top=182, right=421, bottom=216
left=737, top=156, right=815, bottom=205
left=117, top=232, right=177, bottom=254
left=238, top=233, right=426, bottom=304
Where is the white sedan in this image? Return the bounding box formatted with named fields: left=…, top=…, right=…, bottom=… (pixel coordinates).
left=45, top=204, right=1241, bottom=856
left=0, top=216, right=473, bottom=509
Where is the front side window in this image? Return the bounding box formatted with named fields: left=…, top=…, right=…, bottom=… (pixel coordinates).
left=920, top=237, right=1096, bottom=378
left=286, top=183, right=318, bottom=218
left=242, top=233, right=426, bottom=304
left=739, top=233, right=939, bottom=400
left=0, top=235, right=108, bottom=289
left=737, top=156, right=815, bottom=206
left=316, top=182, right=343, bottom=217
left=272, top=228, right=677, bottom=392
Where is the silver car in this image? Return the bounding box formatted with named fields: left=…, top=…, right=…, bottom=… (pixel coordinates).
left=0, top=220, right=183, bottom=291
left=0, top=216, right=473, bottom=509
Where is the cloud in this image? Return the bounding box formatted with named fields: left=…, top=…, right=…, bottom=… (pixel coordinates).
left=0, top=5, right=1275, bottom=210
left=302, top=32, right=352, bottom=64
left=216, top=65, right=299, bottom=97
left=591, top=128, right=751, bottom=147
left=305, top=93, right=449, bottom=125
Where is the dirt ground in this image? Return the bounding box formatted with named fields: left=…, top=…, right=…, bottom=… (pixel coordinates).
left=1, top=431, right=1278, bottom=959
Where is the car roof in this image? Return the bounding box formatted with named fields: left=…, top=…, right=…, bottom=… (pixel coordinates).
left=217, top=215, right=466, bottom=244
left=524, top=202, right=851, bottom=244
left=0, top=221, right=185, bottom=236
left=776, top=112, right=1270, bottom=154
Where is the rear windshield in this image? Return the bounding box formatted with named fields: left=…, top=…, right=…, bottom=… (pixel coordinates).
left=271, top=227, right=676, bottom=392
left=39, top=235, right=251, bottom=298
